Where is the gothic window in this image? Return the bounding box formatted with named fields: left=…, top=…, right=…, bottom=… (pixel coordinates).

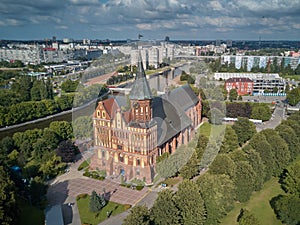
left=136, top=158, right=140, bottom=166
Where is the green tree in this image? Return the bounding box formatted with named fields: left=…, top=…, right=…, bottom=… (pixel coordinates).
left=234, top=161, right=256, bottom=202
left=286, top=87, right=300, bottom=106
left=251, top=105, right=272, bottom=121
left=271, top=194, right=300, bottom=225
left=275, top=124, right=300, bottom=160
left=280, top=161, right=300, bottom=196
left=208, top=108, right=224, bottom=125
left=179, top=152, right=200, bottom=179
left=220, top=126, right=239, bottom=153
left=0, top=166, right=18, bottom=225
left=249, top=133, right=274, bottom=181
left=89, top=191, right=104, bottom=212
left=174, top=180, right=206, bottom=225
left=261, top=129, right=290, bottom=176
left=123, top=205, right=150, bottom=225
left=242, top=145, right=265, bottom=191
left=196, top=173, right=236, bottom=224
left=73, top=116, right=93, bottom=139
left=229, top=89, right=238, bottom=102
left=28, top=176, right=48, bottom=206
left=209, top=153, right=236, bottom=179
left=0, top=136, right=15, bottom=154
left=150, top=190, right=180, bottom=225
left=49, top=121, right=73, bottom=140
left=237, top=208, right=261, bottom=225
left=38, top=153, right=66, bottom=179
left=232, top=117, right=257, bottom=146
left=61, top=79, right=79, bottom=93
left=56, top=140, right=77, bottom=163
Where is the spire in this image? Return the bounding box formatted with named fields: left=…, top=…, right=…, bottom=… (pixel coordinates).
left=129, top=52, right=152, bottom=100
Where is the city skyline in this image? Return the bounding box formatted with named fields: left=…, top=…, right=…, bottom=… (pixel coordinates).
left=1, top=0, right=300, bottom=41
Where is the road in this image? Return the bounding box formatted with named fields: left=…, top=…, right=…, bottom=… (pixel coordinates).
left=256, top=103, right=286, bottom=132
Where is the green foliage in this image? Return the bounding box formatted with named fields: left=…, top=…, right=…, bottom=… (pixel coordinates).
left=237, top=208, right=261, bottom=225
left=196, top=173, right=236, bottom=224
left=251, top=105, right=272, bottom=121
left=56, top=140, right=77, bottom=163
left=179, top=152, right=200, bottom=179
left=78, top=160, right=90, bottom=171
left=234, top=161, right=257, bottom=202
left=261, top=129, right=290, bottom=176
left=232, top=117, right=257, bottom=146
left=280, top=161, right=300, bottom=196
left=286, top=87, right=300, bottom=106
left=89, top=191, right=106, bottom=213
left=209, top=153, right=236, bottom=179
left=61, top=79, right=79, bottom=92
left=73, top=116, right=93, bottom=139
left=28, top=176, right=48, bottom=206
left=208, top=108, right=225, bottom=125
left=156, top=152, right=170, bottom=164
left=180, top=73, right=195, bottom=84
left=220, top=126, right=239, bottom=153
left=49, top=121, right=73, bottom=140
left=226, top=102, right=252, bottom=118
left=243, top=145, right=265, bottom=191
left=174, top=180, right=206, bottom=225
left=229, top=89, right=238, bottom=102
left=270, top=194, right=300, bottom=225
left=150, top=190, right=180, bottom=225
left=38, top=153, right=66, bottom=179
left=249, top=133, right=274, bottom=181
left=123, top=205, right=150, bottom=225
left=0, top=166, right=18, bottom=225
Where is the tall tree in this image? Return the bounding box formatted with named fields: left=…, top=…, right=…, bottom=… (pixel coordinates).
left=229, top=89, right=238, bottom=102
left=0, top=166, right=18, bottom=225
left=196, top=173, right=236, bottom=224
left=49, top=121, right=73, bottom=140
left=286, top=87, right=300, bottom=106
left=179, top=152, right=200, bottom=180
left=242, top=145, right=265, bottom=191
left=150, top=190, right=180, bottom=225
left=123, top=205, right=150, bottom=225
left=280, top=161, right=300, bottom=196
left=89, top=191, right=104, bottom=212
left=234, top=161, right=256, bottom=202
left=209, top=153, right=236, bottom=179
left=261, top=129, right=290, bottom=176
left=174, top=180, right=206, bottom=225
left=220, top=126, right=239, bottom=153
left=249, top=133, right=274, bottom=181
left=237, top=208, right=261, bottom=225
left=232, top=117, right=256, bottom=146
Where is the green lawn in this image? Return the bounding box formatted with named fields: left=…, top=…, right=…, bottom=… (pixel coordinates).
left=199, top=122, right=211, bottom=137
left=77, top=194, right=129, bottom=225
left=17, top=199, right=44, bottom=225
left=221, top=177, right=284, bottom=225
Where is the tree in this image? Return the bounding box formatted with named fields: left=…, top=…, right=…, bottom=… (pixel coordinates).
left=56, top=140, right=77, bottom=163
left=123, top=205, right=150, bottom=225
left=49, top=121, right=73, bottom=140
left=73, top=116, right=93, bottom=139
left=234, top=161, right=256, bottom=202
left=174, top=180, right=206, bottom=225
left=251, top=105, right=272, bottom=121
left=271, top=194, right=300, bottom=225
left=0, top=166, right=18, bottom=225
left=261, top=129, right=290, bottom=176
left=196, top=173, right=236, bottom=224
left=42, top=128, right=61, bottom=150
left=280, top=161, right=300, bottom=196
left=242, top=145, right=265, bottom=191
left=229, top=89, right=238, bottom=102
left=286, top=87, right=300, bottom=106
left=28, top=176, right=48, bottom=206
left=89, top=190, right=106, bottom=212
left=179, top=152, right=200, bottom=179
left=0, top=136, right=15, bottom=154
left=61, top=79, right=79, bottom=93
left=209, top=154, right=236, bottom=179
left=208, top=108, right=225, bottom=125
left=220, top=126, right=239, bottom=153
left=275, top=124, right=300, bottom=160
left=232, top=117, right=257, bottom=146
left=237, top=208, right=261, bottom=225
left=150, top=190, right=180, bottom=225
left=249, top=133, right=274, bottom=181
left=38, top=153, right=66, bottom=179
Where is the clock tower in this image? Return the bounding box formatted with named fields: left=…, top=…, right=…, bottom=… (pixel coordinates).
left=129, top=52, right=153, bottom=123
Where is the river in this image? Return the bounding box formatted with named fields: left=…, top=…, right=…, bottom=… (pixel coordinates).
left=0, top=63, right=190, bottom=140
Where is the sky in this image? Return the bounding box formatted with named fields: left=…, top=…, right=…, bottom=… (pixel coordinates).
left=1, top=0, right=300, bottom=41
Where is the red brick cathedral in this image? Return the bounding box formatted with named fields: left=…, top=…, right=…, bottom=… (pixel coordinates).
left=90, top=54, right=202, bottom=184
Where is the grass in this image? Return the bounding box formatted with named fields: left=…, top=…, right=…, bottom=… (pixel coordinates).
left=221, top=177, right=284, bottom=225
left=17, top=199, right=44, bottom=225
left=77, top=194, right=130, bottom=225
left=78, top=159, right=90, bottom=171
left=156, top=177, right=182, bottom=188
left=199, top=122, right=212, bottom=137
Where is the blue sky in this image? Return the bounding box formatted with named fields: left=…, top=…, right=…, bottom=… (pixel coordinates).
left=1, top=0, right=300, bottom=40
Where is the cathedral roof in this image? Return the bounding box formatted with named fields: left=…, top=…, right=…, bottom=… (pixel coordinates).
left=129, top=52, right=152, bottom=100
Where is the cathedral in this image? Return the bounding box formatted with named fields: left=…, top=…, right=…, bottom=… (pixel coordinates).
left=90, top=54, right=202, bottom=184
